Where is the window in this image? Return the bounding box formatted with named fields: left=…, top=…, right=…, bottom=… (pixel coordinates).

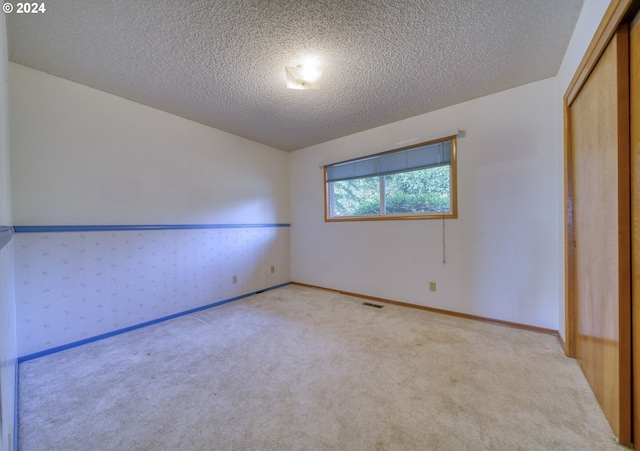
left=324, top=136, right=457, bottom=221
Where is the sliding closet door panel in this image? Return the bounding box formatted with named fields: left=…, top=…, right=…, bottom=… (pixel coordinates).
left=569, top=28, right=631, bottom=444
left=631, top=11, right=640, bottom=446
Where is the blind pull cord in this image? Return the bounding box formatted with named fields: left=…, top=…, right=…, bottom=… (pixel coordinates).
left=442, top=210, right=446, bottom=264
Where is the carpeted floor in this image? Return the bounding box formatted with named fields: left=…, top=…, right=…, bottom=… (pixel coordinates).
left=18, top=285, right=621, bottom=450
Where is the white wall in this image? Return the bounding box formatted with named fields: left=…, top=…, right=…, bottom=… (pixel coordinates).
left=0, top=22, right=10, bottom=226
left=10, top=64, right=291, bottom=357
left=0, top=13, right=17, bottom=451
left=555, top=0, right=610, bottom=341
left=290, top=78, right=561, bottom=330
left=557, top=0, right=611, bottom=91
left=10, top=63, right=289, bottom=226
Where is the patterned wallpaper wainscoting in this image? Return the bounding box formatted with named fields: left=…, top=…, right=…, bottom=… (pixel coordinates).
left=14, top=225, right=290, bottom=357
left=0, top=226, right=17, bottom=451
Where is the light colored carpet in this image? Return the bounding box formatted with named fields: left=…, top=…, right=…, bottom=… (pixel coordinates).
left=19, top=285, right=621, bottom=450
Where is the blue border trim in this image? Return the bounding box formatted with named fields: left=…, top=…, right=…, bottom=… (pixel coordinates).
left=0, top=226, right=13, bottom=250
left=14, top=223, right=290, bottom=233
left=17, top=282, right=291, bottom=363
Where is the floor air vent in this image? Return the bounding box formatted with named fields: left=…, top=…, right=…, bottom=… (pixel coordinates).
left=362, top=302, right=383, bottom=309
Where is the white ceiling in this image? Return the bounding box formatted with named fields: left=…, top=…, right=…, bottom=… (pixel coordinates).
left=7, top=0, right=585, bottom=152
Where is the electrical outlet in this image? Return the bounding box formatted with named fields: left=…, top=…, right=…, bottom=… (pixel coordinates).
left=270, top=266, right=275, bottom=273
left=232, top=275, right=237, bottom=284
left=429, top=282, right=436, bottom=292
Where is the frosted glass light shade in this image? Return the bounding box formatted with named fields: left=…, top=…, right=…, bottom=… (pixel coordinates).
left=285, top=64, right=321, bottom=89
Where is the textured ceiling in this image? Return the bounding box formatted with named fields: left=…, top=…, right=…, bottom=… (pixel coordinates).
left=7, top=0, right=584, bottom=152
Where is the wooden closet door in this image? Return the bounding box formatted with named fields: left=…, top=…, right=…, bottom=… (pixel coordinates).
left=631, top=10, right=640, bottom=446
left=569, top=26, right=631, bottom=445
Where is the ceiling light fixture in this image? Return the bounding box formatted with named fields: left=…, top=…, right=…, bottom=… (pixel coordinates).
left=285, top=63, right=321, bottom=90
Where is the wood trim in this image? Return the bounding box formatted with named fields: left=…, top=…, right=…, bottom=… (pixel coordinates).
left=565, top=0, right=634, bottom=106
left=450, top=136, right=458, bottom=219
left=564, top=103, right=576, bottom=358
left=291, top=282, right=560, bottom=338
left=323, top=166, right=329, bottom=221
left=324, top=212, right=457, bottom=222
left=630, top=10, right=640, bottom=447
left=556, top=333, right=566, bottom=352
left=614, top=23, right=632, bottom=447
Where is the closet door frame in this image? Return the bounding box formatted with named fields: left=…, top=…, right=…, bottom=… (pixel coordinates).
left=564, top=0, right=633, bottom=358
left=563, top=0, right=635, bottom=446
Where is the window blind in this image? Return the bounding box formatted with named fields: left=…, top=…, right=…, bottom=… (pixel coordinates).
left=326, top=139, right=452, bottom=183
